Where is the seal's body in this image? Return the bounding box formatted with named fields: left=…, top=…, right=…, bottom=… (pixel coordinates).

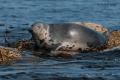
left=30, top=22, right=107, bottom=52
left=72, top=22, right=108, bottom=34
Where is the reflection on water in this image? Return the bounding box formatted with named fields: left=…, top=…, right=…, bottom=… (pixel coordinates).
left=0, top=0, right=120, bottom=80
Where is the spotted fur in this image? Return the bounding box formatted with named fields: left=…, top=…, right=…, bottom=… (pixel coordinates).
left=30, top=22, right=107, bottom=52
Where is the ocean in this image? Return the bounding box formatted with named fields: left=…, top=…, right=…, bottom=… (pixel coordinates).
left=0, top=0, right=120, bottom=80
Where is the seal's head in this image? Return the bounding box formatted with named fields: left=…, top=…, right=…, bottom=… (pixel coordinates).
left=31, top=23, right=50, bottom=40
left=29, top=22, right=51, bottom=48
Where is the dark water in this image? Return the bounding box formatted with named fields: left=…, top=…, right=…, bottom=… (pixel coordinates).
left=0, top=0, right=120, bottom=80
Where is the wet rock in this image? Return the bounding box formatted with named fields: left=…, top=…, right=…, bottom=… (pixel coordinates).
left=51, top=51, right=79, bottom=58
left=106, top=30, right=120, bottom=48
left=0, top=46, right=21, bottom=63
left=12, top=39, right=35, bottom=50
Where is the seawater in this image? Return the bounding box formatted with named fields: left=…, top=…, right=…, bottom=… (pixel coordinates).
left=0, top=0, right=120, bottom=80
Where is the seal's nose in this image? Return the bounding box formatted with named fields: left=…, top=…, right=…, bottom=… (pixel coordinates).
left=28, top=28, right=33, bottom=33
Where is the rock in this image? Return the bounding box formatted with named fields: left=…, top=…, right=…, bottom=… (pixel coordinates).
left=106, top=30, right=120, bottom=48
left=0, top=46, right=21, bottom=63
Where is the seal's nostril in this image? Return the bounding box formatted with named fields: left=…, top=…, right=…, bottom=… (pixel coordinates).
left=28, top=29, right=33, bottom=33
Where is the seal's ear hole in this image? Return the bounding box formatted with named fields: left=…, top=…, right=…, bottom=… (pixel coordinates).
left=96, top=26, right=99, bottom=27
left=78, top=48, right=82, bottom=51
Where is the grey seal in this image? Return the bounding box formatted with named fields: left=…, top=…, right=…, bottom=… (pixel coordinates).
left=30, top=22, right=107, bottom=52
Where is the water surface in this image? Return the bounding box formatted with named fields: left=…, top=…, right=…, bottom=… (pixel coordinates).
left=0, top=0, right=120, bottom=80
